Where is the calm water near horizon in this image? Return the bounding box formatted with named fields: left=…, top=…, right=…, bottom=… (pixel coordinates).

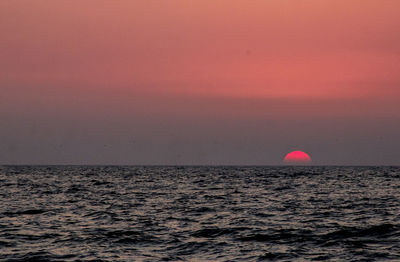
left=0, top=166, right=399, bottom=261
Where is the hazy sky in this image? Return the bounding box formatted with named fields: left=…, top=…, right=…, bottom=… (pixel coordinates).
left=1, top=0, right=400, bottom=165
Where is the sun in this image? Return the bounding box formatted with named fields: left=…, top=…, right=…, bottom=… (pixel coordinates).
left=283, top=151, right=312, bottom=164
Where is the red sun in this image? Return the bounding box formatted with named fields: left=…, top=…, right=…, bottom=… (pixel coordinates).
left=283, top=151, right=312, bottom=164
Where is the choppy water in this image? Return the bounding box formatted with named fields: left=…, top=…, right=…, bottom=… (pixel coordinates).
left=0, top=166, right=399, bottom=261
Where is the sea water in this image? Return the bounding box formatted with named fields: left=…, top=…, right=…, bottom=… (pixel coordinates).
left=0, top=166, right=399, bottom=261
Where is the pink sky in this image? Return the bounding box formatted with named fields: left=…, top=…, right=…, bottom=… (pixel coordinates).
left=1, top=1, right=400, bottom=164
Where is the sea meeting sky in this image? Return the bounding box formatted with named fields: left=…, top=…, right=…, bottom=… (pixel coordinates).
left=1, top=1, right=399, bottom=165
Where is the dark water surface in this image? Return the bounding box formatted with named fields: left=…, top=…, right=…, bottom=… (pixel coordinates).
left=0, top=166, right=399, bottom=261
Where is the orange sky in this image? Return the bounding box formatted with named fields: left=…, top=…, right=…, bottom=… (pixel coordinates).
left=2, top=1, right=400, bottom=98
left=1, top=1, right=400, bottom=164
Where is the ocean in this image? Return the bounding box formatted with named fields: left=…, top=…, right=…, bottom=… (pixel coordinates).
left=0, top=166, right=399, bottom=261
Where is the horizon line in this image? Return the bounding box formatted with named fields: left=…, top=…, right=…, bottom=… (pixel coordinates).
left=1, top=164, right=399, bottom=167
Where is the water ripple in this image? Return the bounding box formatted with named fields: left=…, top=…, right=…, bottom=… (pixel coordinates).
left=0, top=166, right=399, bottom=261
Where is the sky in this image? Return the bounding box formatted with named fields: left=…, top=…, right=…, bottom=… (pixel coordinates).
left=1, top=0, right=400, bottom=165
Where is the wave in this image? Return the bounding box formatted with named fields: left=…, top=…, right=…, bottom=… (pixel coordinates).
left=3, top=209, right=47, bottom=217
left=238, top=223, right=400, bottom=247
left=191, top=227, right=250, bottom=238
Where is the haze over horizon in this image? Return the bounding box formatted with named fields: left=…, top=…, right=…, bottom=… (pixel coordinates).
left=1, top=1, right=400, bottom=165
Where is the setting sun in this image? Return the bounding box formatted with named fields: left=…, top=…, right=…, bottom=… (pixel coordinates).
left=283, top=151, right=312, bottom=164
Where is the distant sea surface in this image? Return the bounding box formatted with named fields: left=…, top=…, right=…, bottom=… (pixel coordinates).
left=0, top=166, right=399, bottom=261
